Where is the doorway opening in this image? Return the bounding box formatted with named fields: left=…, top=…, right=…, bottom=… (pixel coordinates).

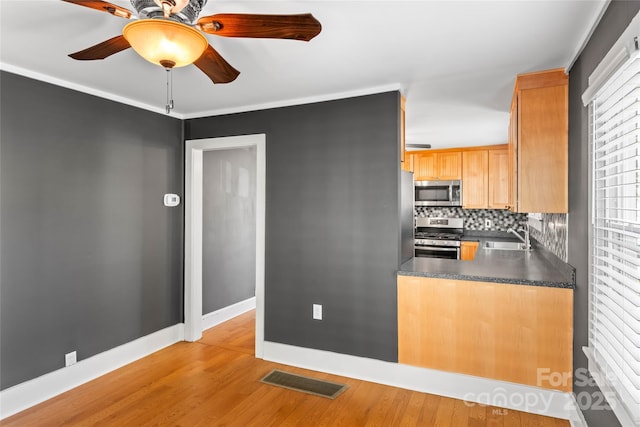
left=184, top=134, right=266, bottom=358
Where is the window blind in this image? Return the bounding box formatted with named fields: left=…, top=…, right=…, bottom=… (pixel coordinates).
left=590, top=50, right=640, bottom=426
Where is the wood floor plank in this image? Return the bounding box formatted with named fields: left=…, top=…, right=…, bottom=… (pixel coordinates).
left=3, top=309, right=570, bottom=427
left=469, top=401, right=488, bottom=427
left=334, top=381, right=387, bottom=426
left=434, top=395, right=456, bottom=426
left=380, top=387, right=413, bottom=426
left=420, top=393, right=445, bottom=426
left=503, top=407, right=523, bottom=427
left=312, top=380, right=365, bottom=426
left=398, top=391, right=427, bottom=426
left=451, top=399, right=471, bottom=427
left=362, top=386, right=400, bottom=427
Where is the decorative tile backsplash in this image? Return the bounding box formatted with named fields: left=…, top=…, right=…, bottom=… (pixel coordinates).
left=528, top=213, right=568, bottom=262
left=415, top=207, right=528, bottom=231
left=415, top=207, right=569, bottom=261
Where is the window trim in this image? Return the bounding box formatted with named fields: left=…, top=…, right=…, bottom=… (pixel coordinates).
left=585, top=12, right=640, bottom=423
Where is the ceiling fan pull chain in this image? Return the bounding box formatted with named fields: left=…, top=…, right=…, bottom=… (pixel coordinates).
left=165, top=68, right=175, bottom=114
left=169, top=67, right=174, bottom=110
left=159, top=0, right=176, bottom=18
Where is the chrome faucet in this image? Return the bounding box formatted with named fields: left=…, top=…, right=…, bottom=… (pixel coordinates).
left=507, top=225, right=531, bottom=250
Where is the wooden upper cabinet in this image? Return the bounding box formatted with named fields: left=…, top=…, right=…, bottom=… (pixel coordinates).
left=402, top=152, right=414, bottom=173
left=437, top=152, right=462, bottom=180
left=461, top=146, right=508, bottom=209
left=488, top=149, right=510, bottom=209
left=462, top=150, right=488, bottom=209
left=509, top=69, right=568, bottom=213
left=508, top=96, right=518, bottom=211
left=413, top=151, right=461, bottom=180
left=414, top=152, right=438, bottom=180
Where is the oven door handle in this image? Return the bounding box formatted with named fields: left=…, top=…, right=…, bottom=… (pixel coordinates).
left=414, top=246, right=458, bottom=252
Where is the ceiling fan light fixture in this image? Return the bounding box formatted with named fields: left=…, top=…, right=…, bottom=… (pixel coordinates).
left=122, top=19, right=208, bottom=68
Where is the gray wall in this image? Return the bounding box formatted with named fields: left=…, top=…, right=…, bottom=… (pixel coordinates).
left=186, top=92, right=402, bottom=362
left=0, top=71, right=184, bottom=390
left=202, top=147, right=256, bottom=313
left=568, top=1, right=639, bottom=425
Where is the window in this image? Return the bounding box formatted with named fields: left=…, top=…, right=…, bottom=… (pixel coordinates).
left=588, top=43, right=640, bottom=426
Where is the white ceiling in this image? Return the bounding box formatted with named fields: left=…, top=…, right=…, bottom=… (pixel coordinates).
left=1, top=0, right=607, bottom=149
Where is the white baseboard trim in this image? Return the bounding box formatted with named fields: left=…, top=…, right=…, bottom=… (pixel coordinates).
left=0, top=323, right=185, bottom=420
left=568, top=394, right=589, bottom=427
left=202, top=297, right=256, bottom=331
left=263, top=341, right=573, bottom=420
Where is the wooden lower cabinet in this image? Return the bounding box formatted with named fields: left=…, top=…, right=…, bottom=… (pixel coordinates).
left=397, top=275, right=573, bottom=392
left=460, top=241, right=479, bottom=261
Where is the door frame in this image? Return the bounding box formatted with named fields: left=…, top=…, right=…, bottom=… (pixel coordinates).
left=184, top=134, right=266, bottom=358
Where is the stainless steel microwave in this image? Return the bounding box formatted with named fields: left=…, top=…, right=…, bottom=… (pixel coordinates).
left=414, top=180, right=462, bottom=207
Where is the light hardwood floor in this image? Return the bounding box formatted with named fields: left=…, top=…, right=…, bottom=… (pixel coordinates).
left=3, top=310, right=569, bottom=426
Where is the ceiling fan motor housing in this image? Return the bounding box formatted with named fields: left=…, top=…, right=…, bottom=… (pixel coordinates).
left=130, top=0, right=207, bottom=24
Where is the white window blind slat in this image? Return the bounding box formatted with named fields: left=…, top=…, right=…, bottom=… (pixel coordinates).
left=593, top=292, right=640, bottom=334
left=595, top=57, right=640, bottom=109
left=593, top=253, right=640, bottom=282
left=595, top=234, right=640, bottom=256
left=592, top=323, right=640, bottom=380
left=595, top=104, right=640, bottom=139
left=590, top=48, right=640, bottom=426
left=595, top=89, right=640, bottom=126
left=593, top=345, right=640, bottom=405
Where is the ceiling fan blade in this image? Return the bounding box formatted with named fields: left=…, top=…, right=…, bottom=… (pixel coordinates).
left=197, top=13, right=322, bottom=41
left=194, top=45, right=240, bottom=84
left=69, top=35, right=131, bottom=60
left=61, top=0, right=133, bottom=19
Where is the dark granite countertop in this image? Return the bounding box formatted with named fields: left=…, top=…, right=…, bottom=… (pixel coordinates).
left=399, top=231, right=575, bottom=289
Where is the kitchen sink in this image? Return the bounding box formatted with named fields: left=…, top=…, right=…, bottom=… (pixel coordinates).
left=483, top=241, right=529, bottom=251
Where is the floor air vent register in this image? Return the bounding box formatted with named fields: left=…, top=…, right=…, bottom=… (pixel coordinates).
left=260, top=370, right=349, bottom=399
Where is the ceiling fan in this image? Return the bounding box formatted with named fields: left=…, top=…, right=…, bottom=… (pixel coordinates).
left=61, top=0, right=322, bottom=85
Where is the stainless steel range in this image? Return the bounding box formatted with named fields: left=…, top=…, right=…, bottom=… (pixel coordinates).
left=414, top=217, right=464, bottom=259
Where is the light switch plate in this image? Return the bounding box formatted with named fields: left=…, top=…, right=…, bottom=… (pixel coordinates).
left=312, top=304, right=322, bottom=320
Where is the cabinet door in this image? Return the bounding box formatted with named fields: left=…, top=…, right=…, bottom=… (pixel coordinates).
left=414, top=153, right=438, bottom=180
left=460, top=241, right=479, bottom=261
left=462, top=151, right=488, bottom=209
left=402, top=152, right=414, bottom=172
left=438, top=152, right=462, bottom=180
left=488, top=149, right=510, bottom=209
left=518, top=84, right=568, bottom=212
left=509, top=69, right=567, bottom=213
left=508, top=96, right=518, bottom=211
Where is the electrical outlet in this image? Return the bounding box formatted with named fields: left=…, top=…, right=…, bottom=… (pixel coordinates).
left=312, top=304, right=323, bottom=320
left=65, top=351, right=77, bottom=367
left=484, top=219, right=492, bottom=228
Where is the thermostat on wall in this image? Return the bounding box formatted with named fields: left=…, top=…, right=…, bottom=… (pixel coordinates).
left=163, top=194, right=180, bottom=207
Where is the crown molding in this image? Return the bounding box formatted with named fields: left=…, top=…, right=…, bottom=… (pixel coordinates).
left=180, top=83, right=404, bottom=119
left=1, top=62, right=403, bottom=121
left=0, top=62, right=185, bottom=119
left=565, top=0, right=611, bottom=72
